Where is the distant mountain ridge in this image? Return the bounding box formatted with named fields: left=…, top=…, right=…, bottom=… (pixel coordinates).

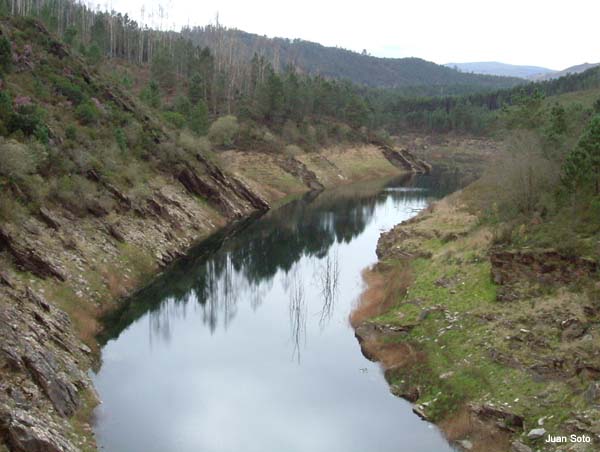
left=530, top=62, right=600, bottom=81
left=444, top=61, right=556, bottom=79
left=181, top=27, right=523, bottom=93
left=446, top=61, right=600, bottom=81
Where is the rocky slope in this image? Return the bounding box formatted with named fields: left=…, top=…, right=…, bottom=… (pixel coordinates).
left=0, top=136, right=426, bottom=452
left=0, top=15, right=436, bottom=451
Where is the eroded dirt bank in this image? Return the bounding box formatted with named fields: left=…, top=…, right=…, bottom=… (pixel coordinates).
left=0, top=143, right=425, bottom=452
left=352, top=192, right=600, bottom=452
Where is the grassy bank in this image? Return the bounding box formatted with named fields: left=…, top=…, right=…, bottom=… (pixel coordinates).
left=353, top=189, right=600, bottom=452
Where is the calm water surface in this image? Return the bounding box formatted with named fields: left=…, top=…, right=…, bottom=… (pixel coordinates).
left=92, top=172, right=460, bottom=452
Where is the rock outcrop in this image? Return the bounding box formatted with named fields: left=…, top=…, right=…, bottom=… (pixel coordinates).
left=0, top=286, right=93, bottom=451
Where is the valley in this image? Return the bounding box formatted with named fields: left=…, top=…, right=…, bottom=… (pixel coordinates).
left=0, top=2, right=600, bottom=452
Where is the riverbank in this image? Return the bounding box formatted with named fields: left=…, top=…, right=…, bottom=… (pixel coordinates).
left=0, top=143, right=425, bottom=452
left=352, top=185, right=600, bottom=451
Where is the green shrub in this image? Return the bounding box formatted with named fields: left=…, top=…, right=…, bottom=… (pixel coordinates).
left=64, top=26, right=77, bottom=45
left=0, top=90, right=13, bottom=134
left=0, top=194, right=26, bottom=224
left=8, top=105, right=45, bottom=136
left=140, top=81, right=161, bottom=109
left=52, top=76, right=86, bottom=105
left=189, top=101, right=209, bottom=135
left=50, top=174, right=101, bottom=216
left=0, top=36, right=12, bottom=74
left=34, top=124, right=49, bottom=144
left=0, top=138, right=45, bottom=180
left=65, top=124, right=77, bottom=140
left=109, top=103, right=132, bottom=126
left=178, top=130, right=211, bottom=156
left=173, top=95, right=192, bottom=117
left=208, top=115, right=239, bottom=147
left=163, top=111, right=186, bottom=129
left=115, top=127, right=127, bottom=151
left=75, top=101, right=100, bottom=125
left=86, top=44, right=102, bottom=65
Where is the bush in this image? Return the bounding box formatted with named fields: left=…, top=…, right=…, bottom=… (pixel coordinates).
left=52, top=76, right=86, bottom=105
left=8, top=105, right=45, bottom=137
left=0, top=194, right=26, bottom=224
left=34, top=124, right=49, bottom=144
left=86, top=44, right=102, bottom=65
left=0, top=36, right=12, bottom=74
left=75, top=101, right=100, bottom=125
left=163, top=111, right=186, bottom=129
left=173, top=95, right=192, bottom=117
left=0, top=138, right=45, bottom=180
left=65, top=124, right=77, bottom=140
left=208, top=115, right=239, bottom=147
left=64, top=26, right=77, bottom=45
left=114, top=127, right=127, bottom=151
left=189, top=101, right=209, bottom=135
left=50, top=174, right=104, bottom=216
left=473, top=132, right=559, bottom=220
left=178, top=130, right=211, bottom=156
left=140, top=81, right=161, bottom=109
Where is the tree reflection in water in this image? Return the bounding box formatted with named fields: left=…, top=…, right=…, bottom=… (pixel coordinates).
left=98, top=172, right=460, bottom=353
left=314, top=248, right=340, bottom=327
left=287, top=265, right=307, bottom=363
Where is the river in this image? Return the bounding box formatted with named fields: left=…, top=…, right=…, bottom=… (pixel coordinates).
left=92, top=172, right=461, bottom=452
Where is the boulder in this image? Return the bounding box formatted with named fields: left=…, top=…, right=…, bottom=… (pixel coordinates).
left=527, top=428, right=546, bottom=440
left=511, top=441, right=532, bottom=452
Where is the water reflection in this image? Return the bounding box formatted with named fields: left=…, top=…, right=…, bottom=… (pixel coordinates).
left=99, top=174, right=428, bottom=345
left=287, top=265, right=307, bottom=363
left=93, top=170, right=462, bottom=452
left=314, top=249, right=340, bottom=327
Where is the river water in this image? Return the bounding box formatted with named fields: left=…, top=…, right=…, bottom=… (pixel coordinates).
left=92, top=172, right=460, bottom=452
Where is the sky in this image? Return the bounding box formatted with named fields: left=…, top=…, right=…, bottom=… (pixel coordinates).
left=108, top=0, right=599, bottom=70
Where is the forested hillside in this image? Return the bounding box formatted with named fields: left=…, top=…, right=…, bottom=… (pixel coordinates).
left=180, top=27, right=524, bottom=93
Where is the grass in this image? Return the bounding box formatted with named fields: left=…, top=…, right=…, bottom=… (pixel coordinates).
left=354, top=195, right=598, bottom=450
left=322, top=145, right=398, bottom=180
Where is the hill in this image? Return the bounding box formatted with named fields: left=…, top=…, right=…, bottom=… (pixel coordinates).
left=444, top=61, right=555, bottom=79
left=531, top=62, right=600, bottom=81
left=181, top=27, right=524, bottom=94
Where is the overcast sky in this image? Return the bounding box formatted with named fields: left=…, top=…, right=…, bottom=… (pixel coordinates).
left=109, top=0, right=598, bottom=70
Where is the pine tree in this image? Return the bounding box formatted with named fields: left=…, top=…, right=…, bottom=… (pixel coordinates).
left=188, top=73, right=203, bottom=105
left=189, top=100, right=209, bottom=135
left=563, top=115, right=600, bottom=193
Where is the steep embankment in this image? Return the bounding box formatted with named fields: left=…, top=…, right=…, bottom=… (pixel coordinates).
left=0, top=148, right=424, bottom=452
left=221, top=144, right=429, bottom=203
left=0, top=17, right=430, bottom=452
left=352, top=189, right=600, bottom=452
